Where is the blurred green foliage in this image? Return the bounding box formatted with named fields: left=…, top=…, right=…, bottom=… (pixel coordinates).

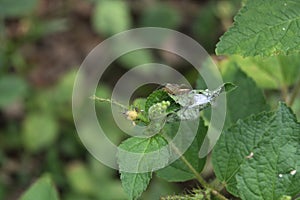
left=23, top=113, right=58, bottom=152
left=92, top=0, right=132, bottom=37
left=20, top=174, right=59, bottom=200
left=0, top=0, right=38, bottom=17
left=139, top=3, right=181, bottom=29
left=2, top=0, right=299, bottom=200
left=0, top=75, right=28, bottom=108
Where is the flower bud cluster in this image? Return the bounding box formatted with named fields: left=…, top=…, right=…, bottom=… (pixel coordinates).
left=148, top=101, right=170, bottom=120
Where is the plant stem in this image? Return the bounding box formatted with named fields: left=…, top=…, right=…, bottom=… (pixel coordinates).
left=278, top=57, right=289, bottom=102
left=179, top=153, right=210, bottom=188
left=281, top=85, right=289, bottom=102
left=90, top=95, right=128, bottom=110
left=93, top=94, right=228, bottom=199
left=288, top=78, right=300, bottom=106
left=165, top=136, right=228, bottom=200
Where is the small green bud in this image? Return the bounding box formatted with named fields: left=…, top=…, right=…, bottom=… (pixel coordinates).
left=280, top=195, right=292, bottom=200
left=161, top=105, right=167, bottom=110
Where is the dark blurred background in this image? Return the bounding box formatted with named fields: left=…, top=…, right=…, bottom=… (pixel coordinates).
left=0, top=0, right=241, bottom=199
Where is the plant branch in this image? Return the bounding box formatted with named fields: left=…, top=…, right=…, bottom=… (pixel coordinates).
left=164, top=135, right=228, bottom=200
left=93, top=94, right=228, bottom=199
left=281, top=85, right=289, bottom=102
left=288, top=77, right=300, bottom=106
left=90, top=95, right=128, bottom=110
left=179, top=151, right=210, bottom=188
left=278, top=58, right=289, bottom=102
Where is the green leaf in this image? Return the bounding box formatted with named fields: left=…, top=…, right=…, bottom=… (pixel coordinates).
left=222, top=82, right=237, bottom=93
left=223, top=55, right=300, bottom=89
left=22, top=114, right=58, bottom=152
left=277, top=54, right=300, bottom=86
left=118, top=134, right=169, bottom=172
left=216, top=0, right=300, bottom=56
left=291, top=93, right=300, bottom=119
left=118, top=134, right=169, bottom=199
left=212, top=103, right=300, bottom=199
left=0, top=0, right=38, bottom=18
left=0, top=75, right=27, bottom=108
left=156, top=118, right=207, bottom=182
left=92, top=0, right=131, bottom=36
left=221, top=63, right=269, bottom=127
left=236, top=103, right=300, bottom=199
left=212, top=111, right=273, bottom=196
left=197, top=61, right=268, bottom=128
left=120, top=172, right=152, bottom=200
left=20, top=174, right=59, bottom=200
left=132, top=98, right=146, bottom=112
left=139, top=3, right=181, bottom=29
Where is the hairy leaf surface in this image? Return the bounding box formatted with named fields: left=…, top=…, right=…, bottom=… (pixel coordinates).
left=213, top=103, right=300, bottom=199
left=216, top=0, right=300, bottom=56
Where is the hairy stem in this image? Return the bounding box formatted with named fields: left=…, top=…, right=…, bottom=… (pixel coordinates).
left=90, top=95, right=128, bottom=110
left=281, top=85, right=289, bottom=102
left=164, top=136, right=228, bottom=200
left=93, top=95, right=228, bottom=199
left=277, top=56, right=290, bottom=102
